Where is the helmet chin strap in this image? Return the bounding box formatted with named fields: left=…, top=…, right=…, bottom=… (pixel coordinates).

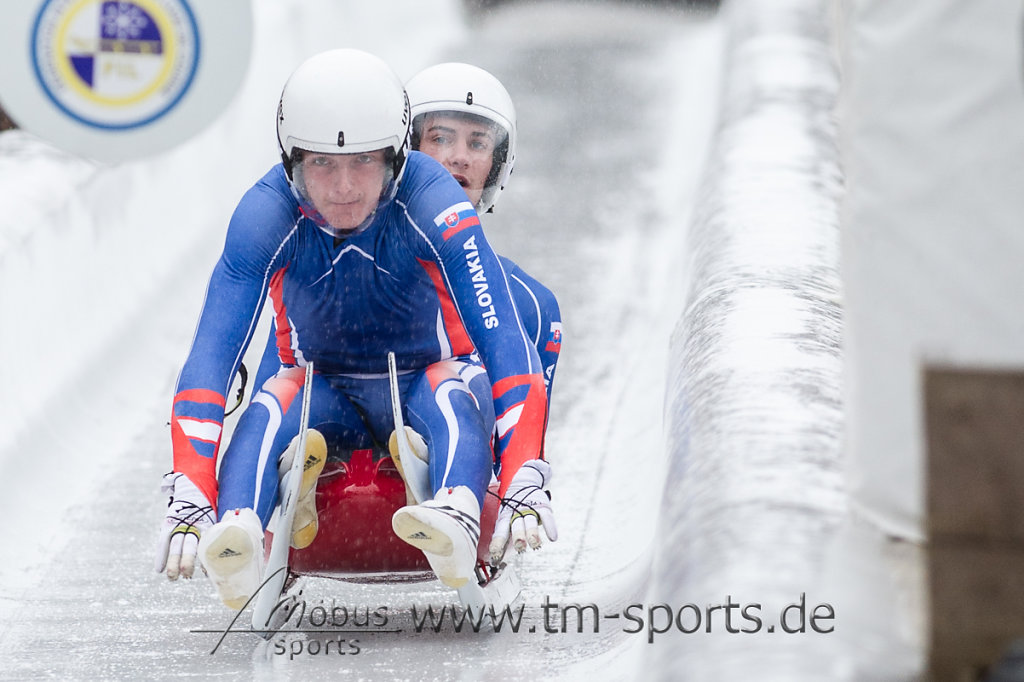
left=316, top=212, right=375, bottom=239
left=297, top=191, right=395, bottom=241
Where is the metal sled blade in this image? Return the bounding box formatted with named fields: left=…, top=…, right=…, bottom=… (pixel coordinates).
left=252, top=362, right=314, bottom=634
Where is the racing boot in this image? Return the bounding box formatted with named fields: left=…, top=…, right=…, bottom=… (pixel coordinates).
left=197, top=507, right=265, bottom=610
left=277, top=428, right=327, bottom=549
left=392, top=485, right=480, bottom=588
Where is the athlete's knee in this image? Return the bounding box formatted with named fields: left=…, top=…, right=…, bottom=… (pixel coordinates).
left=256, top=367, right=306, bottom=411
left=420, top=360, right=464, bottom=392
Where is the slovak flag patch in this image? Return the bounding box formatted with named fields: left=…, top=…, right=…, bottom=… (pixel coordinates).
left=434, top=201, right=480, bottom=240
left=546, top=321, right=563, bottom=353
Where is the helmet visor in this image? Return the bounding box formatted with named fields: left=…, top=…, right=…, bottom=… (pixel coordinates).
left=291, top=148, right=395, bottom=233
left=412, top=110, right=509, bottom=211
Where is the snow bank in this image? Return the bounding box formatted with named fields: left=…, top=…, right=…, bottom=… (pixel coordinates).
left=652, top=0, right=846, bottom=677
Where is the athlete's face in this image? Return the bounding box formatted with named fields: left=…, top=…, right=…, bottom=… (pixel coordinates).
left=417, top=113, right=497, bottom=208
left=300, top=150, right=388, bottom=230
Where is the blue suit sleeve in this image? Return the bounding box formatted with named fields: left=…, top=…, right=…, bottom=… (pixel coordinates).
left=252, top=322, right=282, bottom=397
left=401, top=154, right=548, bottom=494
left=499, top=256, right=562, bottom=405
left=170, top=176, right=296, bottom=506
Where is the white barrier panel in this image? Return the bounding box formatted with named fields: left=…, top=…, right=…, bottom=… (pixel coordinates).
left=0, top=0, right=252, bottom=161
left=837, top=0, right=1024, bottom=541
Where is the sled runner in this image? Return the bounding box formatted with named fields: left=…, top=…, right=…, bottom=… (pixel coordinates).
left=251, top=355, right=521, bottom=634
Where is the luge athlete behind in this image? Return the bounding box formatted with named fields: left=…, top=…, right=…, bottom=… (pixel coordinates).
left=405, top=61, right=562, bottom=415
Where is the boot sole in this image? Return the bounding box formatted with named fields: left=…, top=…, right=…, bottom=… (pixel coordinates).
left=392, top=509, right=454, bottom=556
left=290, top=430, right=327, bottom=549
left=392, top=508, right=474, bottom=588
left=298, top=431, right=327, bottom=497
left=201, top=525, right=260, bottom=610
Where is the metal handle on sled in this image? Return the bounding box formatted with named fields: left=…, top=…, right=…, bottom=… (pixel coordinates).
left=388, top=352, right=432, bottom=504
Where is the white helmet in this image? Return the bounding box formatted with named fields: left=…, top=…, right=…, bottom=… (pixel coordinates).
left=406, top=63, right=516, bottom=213
left=276, top=49, right=411, bottom=197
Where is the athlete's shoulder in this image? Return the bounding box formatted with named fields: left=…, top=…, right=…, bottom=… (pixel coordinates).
left=237, top=164, right=297, bottom=219
left=254, top=163, right=293, bottom=194
left=499, top=255, right=522, bottom=277
left=499, top=255, right=536, bottom=288
left=393, top=153, right=483, bottom=251
left=502, top=256, right=560, bottom=310
left=221, top=164, right=301, bottom=270
left=228, top=165, right=300, bottom=237
left=397, top=152, right=474, bottom=218
left=400, top=150, right=452, bottom=189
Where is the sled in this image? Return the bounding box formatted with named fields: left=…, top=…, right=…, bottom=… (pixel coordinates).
left=251, top=355, right=521, bottom=635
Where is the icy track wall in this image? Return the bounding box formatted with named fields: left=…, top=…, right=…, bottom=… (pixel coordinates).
left=651, top=0, right=846, bottom=678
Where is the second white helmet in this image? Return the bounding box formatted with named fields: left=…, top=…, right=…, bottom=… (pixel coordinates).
left=276, top=49, right=411, bottom=197
left=405, top=63, right=516, bottom=213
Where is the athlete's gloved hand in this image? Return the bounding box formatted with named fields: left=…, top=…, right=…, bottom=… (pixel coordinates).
left=489, top=459, right=557, bottom=564
left=155, top=472, right=215, bottom=580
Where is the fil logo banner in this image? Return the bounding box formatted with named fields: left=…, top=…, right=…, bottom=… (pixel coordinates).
left=31, top=0, right=200, bottom=130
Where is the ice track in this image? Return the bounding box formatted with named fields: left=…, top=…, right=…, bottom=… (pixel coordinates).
left=0, top=2, right=724, bottom=679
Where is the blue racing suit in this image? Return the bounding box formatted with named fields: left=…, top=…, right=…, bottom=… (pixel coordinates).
left=247, top=254, right=562, bottom=507
left=170, top=151, right=547, bottom=523
left=500, top=258, right=561, bottom=402
left=253, top=257, right=561, bottom=413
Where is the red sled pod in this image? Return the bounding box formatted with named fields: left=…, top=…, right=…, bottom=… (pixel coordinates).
left=251, top=360, right=521, bottom=635
left=267, top=447, right=501, bottom=580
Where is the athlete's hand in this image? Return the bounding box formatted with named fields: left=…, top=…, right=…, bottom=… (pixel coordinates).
left=155, top=472, right=215, bottom=580
left=489, top=459, right=557, bottom=564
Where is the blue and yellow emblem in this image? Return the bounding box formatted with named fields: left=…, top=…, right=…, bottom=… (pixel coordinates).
left=31, top=0, right=199, bottom=130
